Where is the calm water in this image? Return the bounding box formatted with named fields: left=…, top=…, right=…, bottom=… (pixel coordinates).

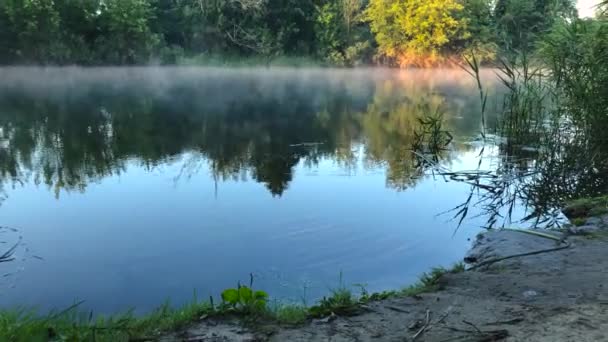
left=0, top=67, right=519, bottom=314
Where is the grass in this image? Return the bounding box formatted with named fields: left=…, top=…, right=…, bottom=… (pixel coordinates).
left=309, top=288, right=360, bottom=318
left=0, top=264, right=466, bottom=340
left=272, top=304, right=308, bottom=325
left=0, top=299, right=215, bottom=342
left=571, top=217, right=587, bottom=227
left=584, top=230, right=608, bottom=240
left=401, top=263, right=465, bottom=297
left=563, top=196, right=608, bottom=219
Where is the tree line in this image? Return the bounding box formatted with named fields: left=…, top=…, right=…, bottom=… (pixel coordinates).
left=0, top=0, right=588, bottom=66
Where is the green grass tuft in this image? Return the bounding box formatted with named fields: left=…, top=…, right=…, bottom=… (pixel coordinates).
left=308, top=288, right=359, bottom=318
left=272, top=305, right=308, bottom=325
left=0, top=299, right=216, bottom=342
left=450, top=262, right=466, bottom=273
left=563, top=196, right=608, bottom=219
left=400, top=263, right=464, bottom=297
left=572, top=217, right=587, bottom=227
left=0, top=265, right=467, bottom=338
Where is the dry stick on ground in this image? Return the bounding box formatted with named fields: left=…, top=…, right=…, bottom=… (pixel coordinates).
left=412, top=309, right=431, bottom=340
left=462, top=320, right=483, bottom=334
left=412, top=306, right=453, bottom=340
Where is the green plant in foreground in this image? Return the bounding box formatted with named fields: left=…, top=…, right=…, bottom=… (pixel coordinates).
left=308, top=288, right=359, bottom=318
left=308, top=272, right=363, bottom=318
left=572, top=217, right=587, bottom=227
left=402, top=263, right=465, bottom=297
left=563, top=196, right=608, bottom=219
left=0, top=266, right=467, bottom=339
left=0, top=298, right=215, bottom=342
left=221, top=286, right=269, bottom=315
left=221, top=275, right=269, bottom=315
left=272, top=304, right=308, bottom=325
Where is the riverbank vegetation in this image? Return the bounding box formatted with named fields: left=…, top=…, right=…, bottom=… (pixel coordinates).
left=0, top=0, right=592, bottom=66
left=436, top=1, right=608, bottom=228
left=0, top=265, right=464, bottom=341
left=1, top=0, right=608, bottom=340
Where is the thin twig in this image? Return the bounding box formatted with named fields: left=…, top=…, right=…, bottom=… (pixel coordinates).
left=412, top=309, right=431, bottom=340
left=463, top=320, right=483, bottom=334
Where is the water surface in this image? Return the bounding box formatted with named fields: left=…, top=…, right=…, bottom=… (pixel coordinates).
left=0, top=67, right=516, bottom=314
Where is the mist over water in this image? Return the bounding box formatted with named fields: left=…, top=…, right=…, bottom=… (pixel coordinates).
left=0, top=67, right=516, bottom=314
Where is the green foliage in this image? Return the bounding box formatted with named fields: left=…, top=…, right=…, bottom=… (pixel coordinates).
left=0, top=0, right=64, bottom=63
left=411, top=107, right=453, bottom=156
left=0, top=265, right=469, bottom=338
left=464, top=14, right=608, bottom=227
left=0, top=299, right=214, bottom=342
left=0, top=0, right=592, bottom=65
left=272, top=305, right=308, bottom=325
left=494, top=0, right=577, bottom=53
left=401, top=267, right=449, bottom=296
left=458, top=0, right=498, bottom=62
left=451, top=262, right=466, bottom=273
left=314, top=0, right=373, bottom=66
left=307, top=272, right=359, bottom=317
left=563, top=196, right=608, bottom=219
left=309, top=288, right=359, bottom=318
left=540, top=18, right=608, bottom=141
left=94, top=0, right=159, bottom=64
left=221, top=286, right=269, bottom=314
left=572, top=217, right=587, bottom=226
left=315, top=2, right=346, bottom=64
left=365, top=0, right=468, bottom=66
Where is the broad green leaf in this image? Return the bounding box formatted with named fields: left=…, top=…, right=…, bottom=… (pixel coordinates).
left=254, top=290, right=268, bottom=300
left=221, top=289, right=239, bottom=304
left=238, top=286, right=253, bottom=302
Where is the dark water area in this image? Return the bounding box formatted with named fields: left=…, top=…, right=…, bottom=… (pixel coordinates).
left=0, top=67, right=525, bottom=315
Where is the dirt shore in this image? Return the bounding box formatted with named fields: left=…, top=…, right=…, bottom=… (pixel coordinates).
left=164, top=214, right=608, bottom=341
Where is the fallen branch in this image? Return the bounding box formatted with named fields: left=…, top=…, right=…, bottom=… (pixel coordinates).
left=412, top=309, right=431, bottom=340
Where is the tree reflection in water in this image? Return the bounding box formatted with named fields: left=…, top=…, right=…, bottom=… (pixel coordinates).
left=0, top=68, right=494, bottom=198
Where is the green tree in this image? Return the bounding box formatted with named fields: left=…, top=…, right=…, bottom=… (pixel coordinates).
left=458, top=0, right=497, bottom=62
left=94, top=0, right=159, bottom=64
left=0, top=0, right=63, bottom=63
left=365, top=0, right=467, bottom=66
left=53, top=0, right=102, bottom=63
left=314, top=0, right=373, bottom=66
left=494, top=0, right=577, bottom=53
left=315, top=1, right=347, bottom=63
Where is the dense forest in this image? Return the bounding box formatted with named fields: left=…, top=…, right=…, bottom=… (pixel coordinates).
left=0, top=0, right=595, bottom=66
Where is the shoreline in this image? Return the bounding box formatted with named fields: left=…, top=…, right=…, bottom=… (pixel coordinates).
left=3, top=197, right=608, bottom=341
left=164, top=197, right=608, bottom=341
